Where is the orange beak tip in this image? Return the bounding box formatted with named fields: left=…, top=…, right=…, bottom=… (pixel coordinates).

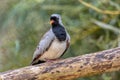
left=50, top=20, right=54, bottom=25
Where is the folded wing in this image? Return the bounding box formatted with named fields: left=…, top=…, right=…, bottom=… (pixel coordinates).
left=31, top=29, right=54, bottom=65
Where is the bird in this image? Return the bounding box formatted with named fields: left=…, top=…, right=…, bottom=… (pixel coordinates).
left=31, top=14, right=70, bottom=65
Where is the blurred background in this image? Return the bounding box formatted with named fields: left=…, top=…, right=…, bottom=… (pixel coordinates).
left=0, top=0, right=120, bottom=80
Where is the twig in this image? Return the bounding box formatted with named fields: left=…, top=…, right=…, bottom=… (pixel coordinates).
left=79, top=0, right=120, bottom=15
left=92, top=19, right=120, bottom=34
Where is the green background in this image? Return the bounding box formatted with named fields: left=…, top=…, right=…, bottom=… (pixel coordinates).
left=0, top=0, right=120, bottom=80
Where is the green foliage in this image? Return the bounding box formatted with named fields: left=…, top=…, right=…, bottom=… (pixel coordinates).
left=0, top=0, right=120, bottom=80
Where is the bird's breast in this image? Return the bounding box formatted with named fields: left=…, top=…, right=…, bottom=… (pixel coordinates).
left=39, top=39, right=66, bottom=61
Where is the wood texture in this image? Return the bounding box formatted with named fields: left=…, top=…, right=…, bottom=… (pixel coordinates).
left=0, top=47, right=120, bottom=80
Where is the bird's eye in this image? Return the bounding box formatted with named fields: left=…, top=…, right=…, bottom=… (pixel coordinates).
left=50, top=16, right=59, bottom=21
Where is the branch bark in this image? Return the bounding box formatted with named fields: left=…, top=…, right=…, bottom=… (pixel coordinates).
left=0, top=47, right=120, bottom=80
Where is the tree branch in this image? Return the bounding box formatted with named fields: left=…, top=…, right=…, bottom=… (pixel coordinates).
left=79, top=0, right=120, bottom=15
left=92, top=19, right=120, bottom=34
left=0, top=47, right=120, bottom=80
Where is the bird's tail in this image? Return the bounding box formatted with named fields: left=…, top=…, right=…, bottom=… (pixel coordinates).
left=30, top=60, right=45, bottom=65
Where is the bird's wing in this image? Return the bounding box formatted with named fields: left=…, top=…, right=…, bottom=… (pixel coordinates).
left=60, top=32, right=70, bottom=57
left=66, top=32, right=70, bottom=44
left=31, top=29, right=54, bottom=65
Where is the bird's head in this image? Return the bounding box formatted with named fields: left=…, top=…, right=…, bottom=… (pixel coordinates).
left=50, top=14, right=62, bottom=26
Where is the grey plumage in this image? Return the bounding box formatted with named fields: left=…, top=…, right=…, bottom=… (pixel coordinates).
left=31, top=29, right=54, bottom=64
left=31, top=14, right=70, bottom=65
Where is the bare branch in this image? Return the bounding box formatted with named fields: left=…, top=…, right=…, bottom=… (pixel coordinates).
left=0, top=47, right=120, bottom=80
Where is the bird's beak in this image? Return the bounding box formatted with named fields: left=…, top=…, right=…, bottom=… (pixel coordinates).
left=50, top=20, right=55, bottom=25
